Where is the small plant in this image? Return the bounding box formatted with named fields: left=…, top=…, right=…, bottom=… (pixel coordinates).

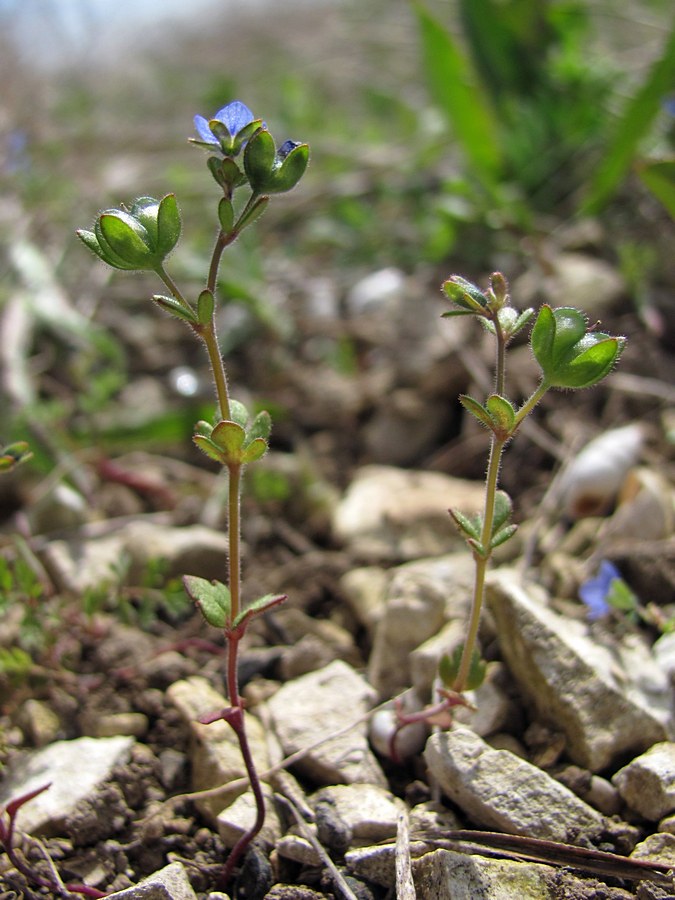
left=78, top=100, right=308, bottom=888
left=392, top=273, right=624, bottom=747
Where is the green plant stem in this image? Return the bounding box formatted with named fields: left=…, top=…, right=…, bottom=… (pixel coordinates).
left=453, top=434, right=505, bottom=693
left=156, top=266, right=191, bottom=311
left=201, top=323, right=231, bottom=422
left=227, top=463, right=242, bottom=623
left=514, top=380, right=549, bottom=429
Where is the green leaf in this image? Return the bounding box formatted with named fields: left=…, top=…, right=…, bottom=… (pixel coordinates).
left=211, top=420, right=246, bottom=456
left=236, top=196, right=270, bottom=232
left=412, top=1, right=502, bottom=186
left=459, top=394, right=493, bottom=430
left=98, top=211, right=153, bottom=269
left=485, top=394, right=515, bottom=434
left=183, top=575, right=231, bottom=628
left=156, top=194, right=182, bottom=256
left=247, top=410, right=272, bottom=443
left=530, top=306, right=624, bottom=389
left=228, top=400, right=250, bottom=429
left=491, top=490, right=513, bottom=534
left=153, top=294, right=198, bottom=324
left=583, top=19, right=675, bottom=214
left=449, top=507, right=482, bottom=541
left=218, top=197, right=235, bottom=233
left=490, top=524, right=518, bottom=549
left=606, top=577, right=638, bottom=613
left=438, top=645, right=487, bottom=691
left=241, top=437, right=268, bottom=464
left=197, top=289, right=215, bottom=325
left=244, top=128, right=277, bottom=191
left=232, top=593, right=286, bottom=629
left=192, top=434, right=225, bottom=463
left=272, top=143, right=310, bottom=193
left=637, top=159, right=675, bottom=220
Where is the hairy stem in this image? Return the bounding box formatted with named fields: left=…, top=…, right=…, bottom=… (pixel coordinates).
left=454, top=319, right=508, bottom=693
left=453, top=435, right=505, bottom=692
left=227, top=463, right=242, bottom=624
left=201, top=323, right=231, bottom=423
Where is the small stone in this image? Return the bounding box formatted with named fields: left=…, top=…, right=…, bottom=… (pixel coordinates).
left=339, top=566, right=390, bottom=636
left=15, top=699, right=61, bottom=746
left=275, top=833, right=321, bottom=866
left=267, top=659, right=386, bottom=787
left=425, top=728, right=605, bottom=843
left=311, top=783, right=404, bottom=842
left=613, top=743, right=675, bottom=820
left=332, top=465, right=484, bottom=562
left=412, top=848, right=553, bottom=900
left=368, top=553, right=474, bottom=697
left=105, top=862, right=197, bottom=899
left=217, top=784, right=281, bottom=848
left=88, top=712, right=149, bottom=739
left=0, top=735, right=135, bottom=835
left=631, top=831, right=675, bottom=866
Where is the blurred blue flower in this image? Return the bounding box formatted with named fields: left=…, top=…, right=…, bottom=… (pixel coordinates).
left=579, top=560, right=621, bottom=620
left=663, top=97, right=675, bottom=117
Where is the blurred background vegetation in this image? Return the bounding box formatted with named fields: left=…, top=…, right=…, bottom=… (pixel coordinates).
left=0, top=0, right=673, bottom=473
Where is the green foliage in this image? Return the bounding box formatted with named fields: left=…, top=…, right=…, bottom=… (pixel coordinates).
left=583, top=19, right=675, bottom=214
left=530, top=306, right=625, bottom=389
left=413, top=0, right=675, bottom=213
left=439, top=645, right=487, bottom=692
left=637, top=159, right=675, bottom=219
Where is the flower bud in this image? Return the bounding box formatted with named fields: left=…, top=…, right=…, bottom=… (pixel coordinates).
left=77, top=194, right=181, bottom=271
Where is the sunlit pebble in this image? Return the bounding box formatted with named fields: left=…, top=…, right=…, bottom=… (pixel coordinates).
left=169, top=366, right=200, bottom=397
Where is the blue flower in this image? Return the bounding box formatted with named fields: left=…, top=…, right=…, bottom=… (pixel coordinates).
left=191, top=101, right=262, bottom=157
left=579, top=560, right=622, bottom=620
left=663, top=97, right=675, bottom=117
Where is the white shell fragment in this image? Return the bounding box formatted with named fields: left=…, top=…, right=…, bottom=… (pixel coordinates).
left=556, top=424, right=644, bottom=519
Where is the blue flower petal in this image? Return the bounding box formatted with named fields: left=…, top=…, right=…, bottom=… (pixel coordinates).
left=193, top=114, right=218, bottom=145
left=579, top=560, right=621, bottom=620
left=213, top=100, right=255, bottom=137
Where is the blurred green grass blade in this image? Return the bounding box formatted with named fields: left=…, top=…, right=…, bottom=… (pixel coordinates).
left=582, top=16, right=675, bottom=214
left=412, top=0, right=502, bottom=185
left=637, top=159, right=675, bottom=219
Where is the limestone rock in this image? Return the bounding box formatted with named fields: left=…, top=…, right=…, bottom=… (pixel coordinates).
left=613, top=742, right=675, bottom=820
left=368, top=552, right=474, bottom=696
left=425, top=728, right=605, bottom=843
left=311, top=783, right=404, bottom=842
left=40, top=520, right=230, bottom=594
left=106, top=862, right=197, bottom=899
left=487, top=569, right=672, bottom=771
left=217, top=783, right=281, bottom=849
left=0, top=735, right=135, bottom=835
left=412, top=848, right=554, bottom=899
left=266, top=659, right=386, bottom=787
left=332, top=465, right=484, bottom=562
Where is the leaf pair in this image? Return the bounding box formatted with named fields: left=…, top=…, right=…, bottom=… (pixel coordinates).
left=183, top=574, right=285, bottom=633
left=450, top=490, right=517, bottom=558
left=439, top=645, right=487, bottom=691
left=193, top=399, right=271, bottom=466
left=460, top=393, right=515, bottom=440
